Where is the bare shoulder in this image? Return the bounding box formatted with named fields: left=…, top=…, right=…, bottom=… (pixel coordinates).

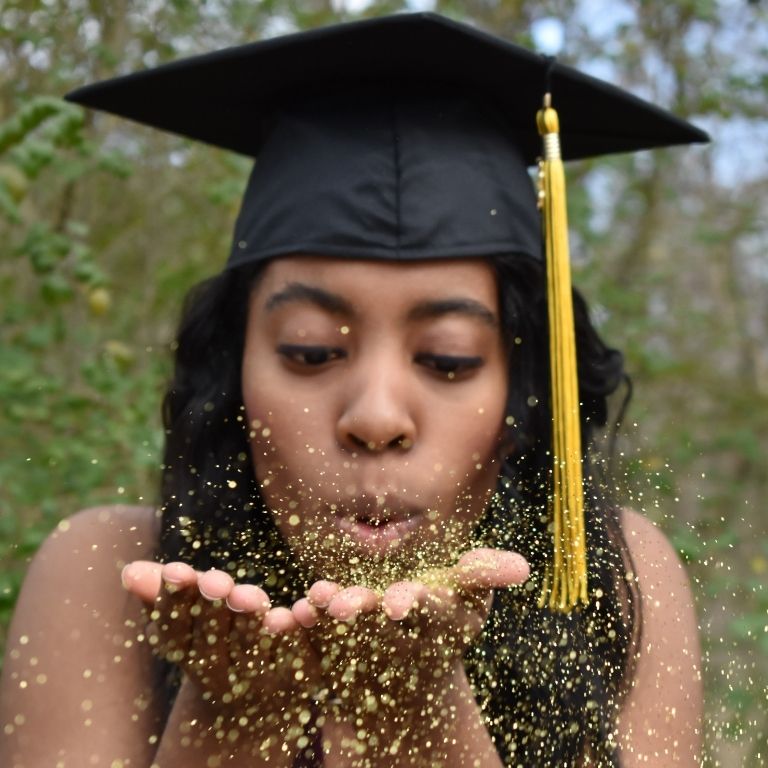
left=26, top=504, right=159, bottom=570
left=617, top=509, right=703, bottom=767
left=7, top=504, right=160, bottom=622
left=0, top=506, right=164, bottom=767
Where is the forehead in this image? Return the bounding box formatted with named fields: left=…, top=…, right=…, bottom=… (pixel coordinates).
left=252, top=255, right=500, bottom=309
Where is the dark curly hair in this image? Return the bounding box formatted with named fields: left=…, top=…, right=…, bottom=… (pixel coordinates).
left=158, top=254, right=639, bottom=767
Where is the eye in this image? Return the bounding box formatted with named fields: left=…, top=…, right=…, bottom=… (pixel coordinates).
left=415, top=353, right=484, bottom=379
left=277, top=344, right=346, bottom=367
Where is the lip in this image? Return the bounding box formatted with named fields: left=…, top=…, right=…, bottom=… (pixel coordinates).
left=333, top=494, right=424, bottom=555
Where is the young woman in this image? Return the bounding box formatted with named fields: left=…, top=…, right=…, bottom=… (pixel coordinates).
left=0, top=13, right=703, bottom=768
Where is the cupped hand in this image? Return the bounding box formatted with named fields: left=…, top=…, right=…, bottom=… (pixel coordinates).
left=121, top=560, right=324, bottom=740
left=120, top=548, right=528, bottom=754
left=292, top=548, right=529, bottom=722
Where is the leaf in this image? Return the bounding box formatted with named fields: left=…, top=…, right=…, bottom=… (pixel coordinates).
left=40, top=273, right=75, bottom=304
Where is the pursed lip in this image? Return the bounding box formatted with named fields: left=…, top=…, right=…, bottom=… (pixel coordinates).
left=333, top=493, right=423, bottom=525
left=332, top=493, right=425, bottom=553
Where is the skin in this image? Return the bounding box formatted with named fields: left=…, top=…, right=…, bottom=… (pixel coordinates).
left=0, top=258, right=703, bottom=767
left=242, top=257, right=511, bottom=582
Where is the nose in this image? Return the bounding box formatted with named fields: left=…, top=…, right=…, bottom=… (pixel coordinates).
left=336, top=366, right=416, bottom=453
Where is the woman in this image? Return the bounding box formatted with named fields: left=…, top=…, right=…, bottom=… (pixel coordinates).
left=0, top=13, right=703, bottom=768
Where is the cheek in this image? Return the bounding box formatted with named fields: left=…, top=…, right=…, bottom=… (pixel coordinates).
left=446, top=383, right=507, bottom=465
left=243, top=376, right=330, bottom=494
left=443, top=391, right=507, bottom=503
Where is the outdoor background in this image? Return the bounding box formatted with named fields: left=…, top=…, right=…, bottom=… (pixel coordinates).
left=1, top=0, right=766, bottom=764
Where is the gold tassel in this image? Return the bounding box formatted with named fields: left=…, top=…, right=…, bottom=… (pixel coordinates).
left=536, top=93, right=588, bottom=612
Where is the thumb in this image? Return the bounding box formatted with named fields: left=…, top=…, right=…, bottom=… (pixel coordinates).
left=452, top=548, right=530, bottom=590
left=121, top=560, right=163, bottom=605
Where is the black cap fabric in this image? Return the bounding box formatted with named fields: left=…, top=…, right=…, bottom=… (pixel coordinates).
left=65, top=12, right=709, bottom=268
left=227, top=92, right=541, bottom=267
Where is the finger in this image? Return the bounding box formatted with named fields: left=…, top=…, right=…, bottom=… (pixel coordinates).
left=452, top=549, right=530, bottom=590
left=292, top=598, right=319, bottom=628
left=197, top=569, right=236, bottom=601
left=189, top=592, right=234, bottom=694
left=382, top=581, right=429, bottom=621
left=227, top=584, right=271, bottom=615
left=121, top=560, right=163, bottom=605
left=231, top=611, right=262, bottom=653
left=423, top=584, right=489, bottom=640
left=327, top=586, right=380, bottom=622
left=186, top=569, right=236, bottom=690
left=275, top=626, right=325, bottom=696
left=229, top=611, right=263, bottom=698
left=161, top=561, right=198, bottom=592
left=307, top=580, right=341, bottom=608
left=151, top=573, right=200, bottom=663
left=262, top=606, right=300, bottom=635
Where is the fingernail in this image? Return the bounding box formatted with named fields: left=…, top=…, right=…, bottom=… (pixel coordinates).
left=121, top=564, right=134, bottom=588
left=162, top=562, right=191, bottom=584
left=225, top=598, right=245, bottom=613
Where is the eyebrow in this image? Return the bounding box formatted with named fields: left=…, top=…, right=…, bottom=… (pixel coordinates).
left=265, top=283, right=355, bottom=315
left=407, top=298, right=498, bottom=328
left=264, top=282, right=497, bottom=327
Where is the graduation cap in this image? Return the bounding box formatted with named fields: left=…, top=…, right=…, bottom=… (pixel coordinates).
left=66, top=12, right=708, bottom=611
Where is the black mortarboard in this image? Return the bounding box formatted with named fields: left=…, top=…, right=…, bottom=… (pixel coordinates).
left=65, top=12, right=708, bottom=610
left=66, top=12, right=707, bottom=270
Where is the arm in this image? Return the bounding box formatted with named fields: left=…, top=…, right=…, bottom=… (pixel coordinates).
left=617, top=509, right=703, bottom=766
left=0, top=506, right=164, bottom=768
left=1, top=509, right=298, bottom=768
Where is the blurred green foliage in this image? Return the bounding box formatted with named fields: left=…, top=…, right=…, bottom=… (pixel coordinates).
left=1, top=0, right=766, bottom=764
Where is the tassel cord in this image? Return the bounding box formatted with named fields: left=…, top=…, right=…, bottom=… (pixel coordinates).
left=537, top=102, right=588, bottom=610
